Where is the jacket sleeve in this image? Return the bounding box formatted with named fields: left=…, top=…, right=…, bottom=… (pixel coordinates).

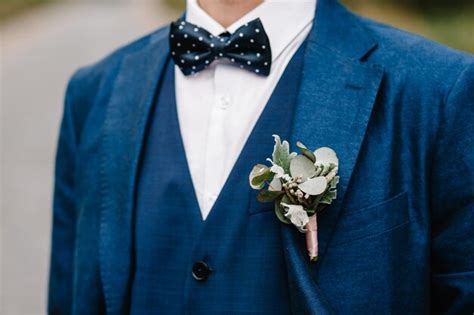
left=48, top=73, right=80, bottom=315
left=430, top=62, right=474, bottom=314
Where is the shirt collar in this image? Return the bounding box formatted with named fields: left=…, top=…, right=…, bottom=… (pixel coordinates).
left=185, top=0, right=317, bottom=62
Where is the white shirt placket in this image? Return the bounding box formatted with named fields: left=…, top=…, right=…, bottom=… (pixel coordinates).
left=202, top=62, right=234, bottom=219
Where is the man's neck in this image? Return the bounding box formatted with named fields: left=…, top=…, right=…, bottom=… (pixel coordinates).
left=197, top=0, right=263, bottom=28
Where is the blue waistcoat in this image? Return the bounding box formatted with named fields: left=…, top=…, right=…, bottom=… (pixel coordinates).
left=130, top=40, right=307, bottom=314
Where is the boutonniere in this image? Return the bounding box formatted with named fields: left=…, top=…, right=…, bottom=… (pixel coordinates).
left=249, top=135, right=340, bottom=262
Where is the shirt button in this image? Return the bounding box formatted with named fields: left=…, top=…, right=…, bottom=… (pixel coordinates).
left=192, top=261, right=212, bottom=281
left=218, top=94, right=232, bottom=109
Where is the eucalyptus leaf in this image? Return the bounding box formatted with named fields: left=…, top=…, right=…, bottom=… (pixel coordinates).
left=274, top=197, right=290, bottom=224
left=320, top=190, right=337, bottom=205
left=271, top=134, right=296, bottom=174
left=249, top=164, right=272, bottom=189
left=290, top=155, right=317, bottom=179
left=296, top=141, right=316, bottom=162
left=298, top=176, right=327, bottom=195
left=329, top=176, right=340, bottom=189
left=314, top=147, right=339, bottom=167
left=257, top=190, right=284, bottom=203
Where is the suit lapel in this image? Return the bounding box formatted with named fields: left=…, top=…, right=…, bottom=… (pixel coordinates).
left=99, top=28, right=171, bottom=314
left=283, top=0, right=384, bottom=312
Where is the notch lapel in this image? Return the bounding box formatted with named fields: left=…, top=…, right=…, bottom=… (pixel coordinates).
left=283, top=0, right=384, bottom=312
left=99, top=28, right=171, bottom=314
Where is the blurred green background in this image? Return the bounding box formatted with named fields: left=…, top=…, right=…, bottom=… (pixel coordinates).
left=1, top=0, right=473, bottom=54
left=344, top=0, right=474, bottom=53
left=0, top=0, right=54, bottom=21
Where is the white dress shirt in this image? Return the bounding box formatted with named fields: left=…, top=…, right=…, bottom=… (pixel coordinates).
left=176, top=0, right=317, bottom=220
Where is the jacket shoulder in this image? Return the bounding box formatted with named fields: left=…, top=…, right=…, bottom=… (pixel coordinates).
left=353, top=14, right=473, bottom=152
left=359, top=16, right=473, bottom=79
left=354, top=15, right=473, bottom=106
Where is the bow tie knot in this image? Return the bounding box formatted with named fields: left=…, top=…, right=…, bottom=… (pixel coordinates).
left=213, top=32, right=231, bottom=52
left=169, top=18, right=272, bottom=76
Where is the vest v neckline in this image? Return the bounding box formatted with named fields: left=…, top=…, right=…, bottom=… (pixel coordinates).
left=170, top=41, right=307, bottom=227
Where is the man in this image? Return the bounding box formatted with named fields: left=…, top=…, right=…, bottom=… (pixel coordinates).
left=48, top=0, right=474, bottom=314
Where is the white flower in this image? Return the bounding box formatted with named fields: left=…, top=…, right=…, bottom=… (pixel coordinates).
left=269, top=163, right=285, bottom=178
left=267, top=158, right=292, bottom=181
left=281, top=203, right=309, bottom=233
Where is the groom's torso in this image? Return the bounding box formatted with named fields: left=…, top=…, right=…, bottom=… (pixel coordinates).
left=63, top=1, right=473, bottom=314
left=129, top=38, right=307, bottom=314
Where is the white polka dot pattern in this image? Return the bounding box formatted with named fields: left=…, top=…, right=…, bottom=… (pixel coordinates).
left=169, top=17, right=272, bottom=76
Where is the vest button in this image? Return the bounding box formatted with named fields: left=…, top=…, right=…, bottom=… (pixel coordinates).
left=192, top=261, right=211, bottom=281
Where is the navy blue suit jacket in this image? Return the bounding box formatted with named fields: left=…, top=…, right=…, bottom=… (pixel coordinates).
left=48, top=0, right=474, bottom=314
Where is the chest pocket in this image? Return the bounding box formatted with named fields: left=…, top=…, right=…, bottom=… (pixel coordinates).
left=330, top=191, right=410, bottom=246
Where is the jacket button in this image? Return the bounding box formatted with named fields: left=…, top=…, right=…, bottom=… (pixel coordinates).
left=192, top=261, right=211, bottom=281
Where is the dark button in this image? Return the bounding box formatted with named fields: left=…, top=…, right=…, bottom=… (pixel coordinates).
left=192, top=261, right=211, bottom=281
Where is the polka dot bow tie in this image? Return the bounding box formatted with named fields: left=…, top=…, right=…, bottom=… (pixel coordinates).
left=169, top=18, right=272, bottom=76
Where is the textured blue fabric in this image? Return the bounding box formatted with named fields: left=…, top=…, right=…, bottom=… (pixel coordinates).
left=48, top=0, right=474, bottom=314
left=129, top=40, right=306, bottom=314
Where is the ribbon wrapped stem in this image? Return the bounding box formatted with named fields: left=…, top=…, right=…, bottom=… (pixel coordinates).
left=305, top=214, right=318, bottom=262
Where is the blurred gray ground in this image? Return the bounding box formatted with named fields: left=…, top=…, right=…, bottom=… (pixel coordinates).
left=1, top=1, right=178, bottom=313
